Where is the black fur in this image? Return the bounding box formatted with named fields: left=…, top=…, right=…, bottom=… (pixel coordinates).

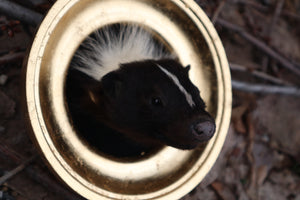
left=66, top=59, right=215, bottom=158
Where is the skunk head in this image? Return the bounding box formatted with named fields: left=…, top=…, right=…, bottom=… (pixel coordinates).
left=83, top=59, right=215, bottom=149
left=69, top=24, right=215, bottom=150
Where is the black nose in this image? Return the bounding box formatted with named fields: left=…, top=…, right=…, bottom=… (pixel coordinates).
left=191, top=121, right=216, bottom=141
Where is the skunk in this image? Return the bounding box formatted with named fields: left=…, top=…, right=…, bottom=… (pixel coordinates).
left=66, top=24, right=215, bottom=157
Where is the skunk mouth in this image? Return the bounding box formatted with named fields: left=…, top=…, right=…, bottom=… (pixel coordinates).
left=191, top=129, right=214, bottom=142
left=165, top=139, right=201, bottom=150
left=152, top=130, right=203, bottom=150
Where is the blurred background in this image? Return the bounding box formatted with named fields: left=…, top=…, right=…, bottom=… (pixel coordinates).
left=0, top=0, right=299, bottom=199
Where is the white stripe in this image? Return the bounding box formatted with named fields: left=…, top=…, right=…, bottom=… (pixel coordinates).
left=157, top=64, right=195, bottom=107
left=73, top=25, right=174, bottom=80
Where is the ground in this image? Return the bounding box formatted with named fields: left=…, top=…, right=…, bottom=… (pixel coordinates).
left=0, top=0, right=299, bottom=200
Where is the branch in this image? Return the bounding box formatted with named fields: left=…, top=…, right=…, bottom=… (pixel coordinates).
left=211, top=0, right=227, bottom=24
left=230, top=63, right=293, bottom=86
left=0, top=0, right=43, bottom=26
left=232, top=80, right=300, bottom=96
left=245, top=113, right=258, bottom=199
left=233, top=0, right=300, bottom=21
left=262, top=0, right=285, bottom=71
left=25, top=166, right=85, bottom=200
left=268, top=0, right=285, bottom=35
left=0, top=143, right=23, bottom=163
left=0, top=51, right=25, bottom=65
left=0, top=155, right=36, bottom=185
left=216, top=18, right=300, bottom=76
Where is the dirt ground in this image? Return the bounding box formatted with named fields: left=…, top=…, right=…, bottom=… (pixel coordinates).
left=0, top=0, right=300, bottom=200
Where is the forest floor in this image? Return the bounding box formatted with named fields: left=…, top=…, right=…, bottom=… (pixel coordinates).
left=0, top=0, right=299, bottom=200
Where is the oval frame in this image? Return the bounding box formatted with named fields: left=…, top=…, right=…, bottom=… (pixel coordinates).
left=24, top=0, right=232, bottom=199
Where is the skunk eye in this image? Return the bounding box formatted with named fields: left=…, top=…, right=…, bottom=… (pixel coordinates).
left=151, top=97, right=163, bottom=106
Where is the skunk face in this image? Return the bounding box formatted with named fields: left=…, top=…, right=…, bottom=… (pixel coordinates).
left=67, top=24, right=215, bottom=154
left=85, top=59, right=215, bottom=149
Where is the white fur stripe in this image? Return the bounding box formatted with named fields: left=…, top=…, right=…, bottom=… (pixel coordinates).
left=157, top=64, right=195, bottom=107
left=73, top=25, right=174, bottom=80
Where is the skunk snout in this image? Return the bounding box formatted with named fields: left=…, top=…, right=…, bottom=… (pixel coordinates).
left=191, top=119, right=215, bottom=141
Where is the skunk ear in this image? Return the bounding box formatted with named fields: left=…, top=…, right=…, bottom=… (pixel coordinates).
left=100, top=71, right=122, bottom=99
left=185, top=64, right=191, bottom=72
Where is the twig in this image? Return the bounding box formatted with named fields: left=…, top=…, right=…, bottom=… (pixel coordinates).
left=230, top=63, right=292, bottom=86
left=267, top=0, right=285, bottom=36
left=232, top=80, right=300, bottom=96
left=0, top=143, right=23, bottom=163
left=283, top=10, right=300, bottom=21
left=232, top=0, right=300, bottom=21
left=0, top=155, right=37, bottom=185
left=0, top=52, right=25, bottom=65
left=233, top=0, right=269, bottom=12
left=245, top=113, right=258, bottom=200
left=216, top=18, right=300, bottom=76
left=25, top=166, right=85, bottom=200
left=262, top=0, right=285, bottom=72
left=211, top=0, right=227, bottom=24
left=0, top=0, right=43, bottom=27
left=211, top=181, right=236, bottom=200
left=0, top=145, right=83, bottom=199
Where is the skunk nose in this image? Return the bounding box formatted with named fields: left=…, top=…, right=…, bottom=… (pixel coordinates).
left=191, top=121, right=216, bottom=141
